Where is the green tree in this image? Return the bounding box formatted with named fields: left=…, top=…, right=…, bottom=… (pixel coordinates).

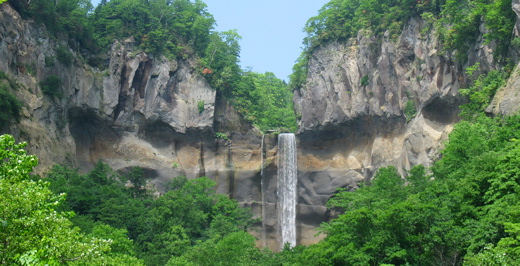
left=231, top=71, right=297, bottom=132
left=200, top=30, right=242, bottom=94
left=91, top=0, right=215, bottom=56
left=127, top=166, right=147, bottom=198
left=138, top=176, right=254, bottom=265
left=46, top=163, right=150, bottom=236
left=460, top=65, right=509, bottom=120
left=9, top=0, right=95, bottom=51
left=302, top=164, right=481, bottom=265
left=465, top=222, right=520, bottom=265
left=0, top=135, right=111, bottom=264
left=167, top=231, right=275, bottom=266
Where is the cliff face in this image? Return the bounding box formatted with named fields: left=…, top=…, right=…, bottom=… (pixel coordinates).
left=294, top=16, right=498, bottom=184
left=2, top=1, right=520, bottom=251
left=0, top=3, right=244, bottom=175
left=291, top=4, right=520, bottom=246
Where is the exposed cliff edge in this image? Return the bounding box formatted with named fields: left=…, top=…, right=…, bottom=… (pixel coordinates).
left=2, top=0, right=520, bottom=251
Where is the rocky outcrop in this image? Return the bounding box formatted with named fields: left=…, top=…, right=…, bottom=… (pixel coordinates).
left=293, top=16, right=498, bottom=178
left=290, top=12, right=518, bottom=245
left=0, top=2, right=229, bottom=169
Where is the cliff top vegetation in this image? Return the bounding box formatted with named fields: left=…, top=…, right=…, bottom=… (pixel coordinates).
left=4, top=0, right=297, bottom=132
left=290, top=0, right=516, bottom=89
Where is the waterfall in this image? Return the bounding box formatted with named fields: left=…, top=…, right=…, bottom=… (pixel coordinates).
left=260, top=134, right=267, bottom=248
left=277, top=133, right=297, bottom=248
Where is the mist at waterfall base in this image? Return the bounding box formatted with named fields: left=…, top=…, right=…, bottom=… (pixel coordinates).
left=277, top=133, right=297, bottom=248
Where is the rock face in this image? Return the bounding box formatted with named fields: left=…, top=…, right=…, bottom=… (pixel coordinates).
left=1, top=1, right=520, bottom=251
left=291, top=12, right=519, bottom=245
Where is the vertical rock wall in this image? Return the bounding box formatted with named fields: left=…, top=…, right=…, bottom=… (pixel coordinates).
left=290, top=11, right=519, bottom=247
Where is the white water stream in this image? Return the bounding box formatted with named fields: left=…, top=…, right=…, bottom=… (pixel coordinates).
left=260, top=134, right=266, bottom=247
left=277, top=133, right=297, bottom=248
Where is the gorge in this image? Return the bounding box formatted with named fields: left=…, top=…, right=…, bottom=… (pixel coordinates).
left=2, top=0, right=520, bottom=254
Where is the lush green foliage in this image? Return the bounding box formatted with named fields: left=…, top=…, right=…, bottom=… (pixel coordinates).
left=45, top=163, right=257, bottom=265
left=198, top=100, right=205, bottom=113
left=199, top=30, right=242, bottom=93
left=167, top=231, right=277, bottom=266
left=140, top=176, right=255, bottom=264
left=360, top=75, right=369, bottom=86
left=293, top=114, right=520, bottom=265
left=9, top=0, right=96, bottom=51
left=0, top=86, right=21, bottom=127
left=303, top=0, right=443, bottom=50
left=460, top=63, right=510, bottom=119
left=0, top=135, right=142, bottom=265
left=288, top=53, right=309, bottom=91
left=56, top=46, right=74, bottom=66
left=404, top=99, right=417, bottom=122
left=437, top=0, right=515, bottom=60
left=46, top=162, right=150, bottom=236
left=91, top=0, right=214, bottom=57
left=232, top=72, right=297, bottom=132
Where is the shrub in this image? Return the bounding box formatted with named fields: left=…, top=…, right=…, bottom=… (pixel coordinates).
left=0, top=71, right=19, bottom=89
left=40, top=75, right=63, bottom=99
left=215, top=132, right=228, bottom=140
left=198, top=100, right=205, bottom=114
left=45, top=55, right=55, bottom=67
left=404, top=99, right=417, bottom=122
left=360, top=75, right=369, bottom=87
left=0, top=85, right=22, bottom=127
left=56, top=46, right=73, bottom=66
left=460, top=65, right=508, bottom=120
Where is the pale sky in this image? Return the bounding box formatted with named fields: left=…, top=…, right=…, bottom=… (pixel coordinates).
left=90, top=0, right=329, bottom=81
